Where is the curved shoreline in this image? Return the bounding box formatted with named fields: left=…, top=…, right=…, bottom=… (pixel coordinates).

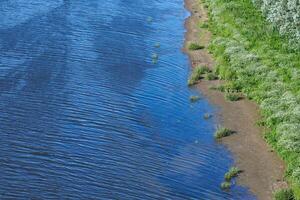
left=183, top=0, right=287, bottom=199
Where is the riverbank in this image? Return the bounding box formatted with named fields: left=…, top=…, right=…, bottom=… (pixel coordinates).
left=184, top=0, right=288, bottom=199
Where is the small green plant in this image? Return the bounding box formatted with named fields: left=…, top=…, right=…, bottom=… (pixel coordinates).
left=200, top=22, right=209, bottom=28
left=188, top=43, right=205, bottom=50
left=190, top=95, right=201, bottom=102
left=188, top=66, right=210, bottom=86
left=214, top=127, right=234, bottom=139
left=225, top=93, right=241, bottom=101
left=205, top=72, right=218, bottom=80
left=224, top=167, right=241, bottom=181
left=273, top=188, right=295, bottom=200
left=203, top=113, right=212, bottom=119
left=221, top=182, right=231, bottom=190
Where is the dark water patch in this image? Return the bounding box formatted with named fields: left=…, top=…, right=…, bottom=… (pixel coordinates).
left=0, top=0, right=256, bottom=199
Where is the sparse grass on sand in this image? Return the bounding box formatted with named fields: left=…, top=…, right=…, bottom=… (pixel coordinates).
left=214, top=127, right=234, bottom=139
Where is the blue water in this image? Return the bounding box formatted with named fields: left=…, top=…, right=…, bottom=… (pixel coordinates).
left=0, top=0, right=256, bottom=199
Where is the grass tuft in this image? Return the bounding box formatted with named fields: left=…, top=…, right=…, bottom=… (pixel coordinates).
left=188, top=66, right=210, bottom=86
left=225, top=93, right=241, bottom=101
left=188, top=43, right=205, bottom=51
left=224, top=167, right=241, bottom=181
left=221, top=182, right=231, bottom=190
left=214, top=127, right=234, bottom=139
left=205, top=72, right=218, bottom=80
left=190, top=95, right=201, bottom=102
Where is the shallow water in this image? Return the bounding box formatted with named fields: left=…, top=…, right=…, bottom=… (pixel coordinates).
left=0, top=0, right=256, bottom=199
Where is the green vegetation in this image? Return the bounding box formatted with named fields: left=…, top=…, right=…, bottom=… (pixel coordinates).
left=190, top=95, right=201, bottom=102
left=201, top=0, right=300, bottom=196
left=199, top=21, right=209, bottom=29
left=204, top=72, right=218, bottom=80
left=214, top=127, right=234, bottom=139
left=188, top=43, right=205, bottom=50
left=225, top=93, right=241, bottom=101
left=224, top=167, right=241, bottom=181
left=221, top=181, right=231, bottom=190
left=274, top=188, right=295, bottom=200
left=188, top=65, right=210, bottom=86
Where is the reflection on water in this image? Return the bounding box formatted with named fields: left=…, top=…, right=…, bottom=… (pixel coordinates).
left=0, top=0, right=256, bottom=199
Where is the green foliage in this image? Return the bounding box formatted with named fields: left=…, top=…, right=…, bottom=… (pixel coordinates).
left=274, top=188, right=295, bottom=200
left=205, top=72, right=218, bottom=80
left=199, top=22, right=209, bottom=29
left=225, top=93, right=241, bottom=101
left=190, top=95, right=201, bottom=102
left=188, top=43, right=205, bottom=50
left=221, top=181, right=231, bottom=190
left=214, top=127, right=234, bottom=139
left=188, top=65, right=210, bottom=86
left=204, top=0, right=300, bottom=194
left=224, top=167, right=241, bottom=181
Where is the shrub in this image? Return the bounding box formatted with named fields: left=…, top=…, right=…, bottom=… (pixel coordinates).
left=224, top=167, right=241, bottom=181
left=188, top=43, right=205, bottom=50
left=273, top=188, right=295, bottom=200
left=214, top=127, right=234, bottom=139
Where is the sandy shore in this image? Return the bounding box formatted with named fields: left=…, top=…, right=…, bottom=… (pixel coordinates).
left=183, top=0, right=287, bottom=199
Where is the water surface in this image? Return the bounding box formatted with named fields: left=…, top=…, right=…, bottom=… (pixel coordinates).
left=0, top=0, right=255, bottom=199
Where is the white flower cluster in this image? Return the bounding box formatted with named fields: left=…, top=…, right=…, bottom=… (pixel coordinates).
left=252, top=0, right=300, bottom=49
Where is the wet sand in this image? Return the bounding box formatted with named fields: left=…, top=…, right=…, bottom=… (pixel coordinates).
left=183, top=0, right=287, bottom=199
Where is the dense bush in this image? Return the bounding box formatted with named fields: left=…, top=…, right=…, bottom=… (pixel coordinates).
left=252, top=0, right=300, bottom=50
left=202, top=0, right=300, bottom=196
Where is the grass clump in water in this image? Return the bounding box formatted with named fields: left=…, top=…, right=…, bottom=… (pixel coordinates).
left=188, top=43, right=205, bottom=50
left=221, top=182, right=231, bottom=190
left=225, top=93, right=241, bottom=101
left=203, top=113, right=212, bottom=119
left=224, top=167, right=241, bottom=181
left=214, top=127, right=234, bottom=139
left=188, top=65, right=210, bottom=86
left=274, top=188, right=295, bottom=200
left=190, top=95, right=201, bottom=102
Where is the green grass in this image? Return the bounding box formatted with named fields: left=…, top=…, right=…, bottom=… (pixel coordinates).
left=188, top=43, right=205, bottom=50
left=190, top=95, right=201, bottom=102
left=202, top=0, right=300, bottom=196
left=274, top=188, right=295, bottom=200
left=225, top=93, right=241, bottom=101
left=214, top=127, right=234, bottom=139
left=199, top=22, right=209, bottom=29
left=188, top=65, right=210, bottom=86
left=205, top=72, right=218, bottom=80
left=221, top=181, right=231, bottom=190
left=224, top=167, right=241, bottom=181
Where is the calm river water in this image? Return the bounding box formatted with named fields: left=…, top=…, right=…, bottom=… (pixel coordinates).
left=0, top=0, right=255, bottom=199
